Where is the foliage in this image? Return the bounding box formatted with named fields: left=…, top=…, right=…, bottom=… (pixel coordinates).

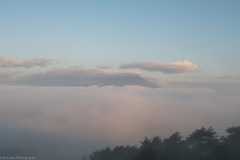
left=87, top=125, right=240, bottom=160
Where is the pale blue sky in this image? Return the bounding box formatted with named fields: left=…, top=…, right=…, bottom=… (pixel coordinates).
left=1, top=0, right=240, bottom=76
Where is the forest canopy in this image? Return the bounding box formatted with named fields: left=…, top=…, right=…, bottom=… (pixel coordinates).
left=87, top=125, right=240, bottom=160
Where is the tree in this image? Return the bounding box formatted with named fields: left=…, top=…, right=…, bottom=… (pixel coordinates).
left=152, top=136, right=163, bottom=150
left=221, top=126, right=240, bottom=160
left=112, top=146, right=138, bottom=160
left=87, top=125, right=240, bottom=160
left=134, top=136, right=163, bottom=160
left=186, top=127, right=219, bottom=160
left=164, top=132, right=182, bottom=146
left=89, top=147, right=112, bottom=160
left=163, top=132, right=186, bottom=160
left=82, top=155, right=87, bottom=160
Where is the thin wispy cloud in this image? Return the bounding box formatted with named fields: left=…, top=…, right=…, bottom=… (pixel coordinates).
left=120, top=60, right=200, bottom=74
left=219, top=76, right=240, bottom=80
left=17, top=68, right=158, bottom=88
left=0, top=57, right=57, bottom=68
left=95, top=65, right=112, bottom=69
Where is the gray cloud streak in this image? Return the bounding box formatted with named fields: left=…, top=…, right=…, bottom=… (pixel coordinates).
left=95, top=65, right=112, bottom=69
left=0, top=57, right=57, bottom=68
left=120, top=60, right=200, bottom=73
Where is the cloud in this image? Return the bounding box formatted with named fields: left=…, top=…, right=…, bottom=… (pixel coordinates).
left=160, top=78, right=240, bottom=90
left=219, top=76, right=240, bottom=80
left=95, top=65, right=112, bottom=69
left=120, top=60, right=200, bottom=74
left=0, top=57, right=57, bottom=68
left=0, top=85, right=240, bottom=159
left=0, top=85, right=240, bottom=146
left=0, top=71, right=21, bottom=85
left=0, top=71, right=18, bottom=79
left=17, top=68, right=158, bottom=88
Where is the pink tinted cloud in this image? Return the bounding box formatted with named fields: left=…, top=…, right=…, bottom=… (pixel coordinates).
left=121, top=60, right=200, bottom=74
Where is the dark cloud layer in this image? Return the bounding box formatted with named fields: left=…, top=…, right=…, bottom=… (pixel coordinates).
left=17, top=68, right=158, bottom=88
left=120, top=60, right=200, bottom=73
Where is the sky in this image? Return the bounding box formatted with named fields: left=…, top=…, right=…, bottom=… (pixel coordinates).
left=0, top=0, right=240, bottom=160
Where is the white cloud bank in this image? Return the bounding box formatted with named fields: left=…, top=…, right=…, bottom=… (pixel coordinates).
left=120, top=60, right=200, bottom=73
left=0, top=57, right=57, bottom=68
left=0, top=83, right=239, bottom=159
left=0, top=85, right=240, bottom=145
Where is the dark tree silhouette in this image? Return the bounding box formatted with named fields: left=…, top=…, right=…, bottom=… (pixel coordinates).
left=87, top=125, right=240, bottom=160
left=163, top=132, right=187, bottom=160
left=185, top=127, right=219, bottom=160
left=221, top=126, right=240, bottom=160
left=134, top=136, right=161, bottom=160
left=89, top=146, right=138, bottom=160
